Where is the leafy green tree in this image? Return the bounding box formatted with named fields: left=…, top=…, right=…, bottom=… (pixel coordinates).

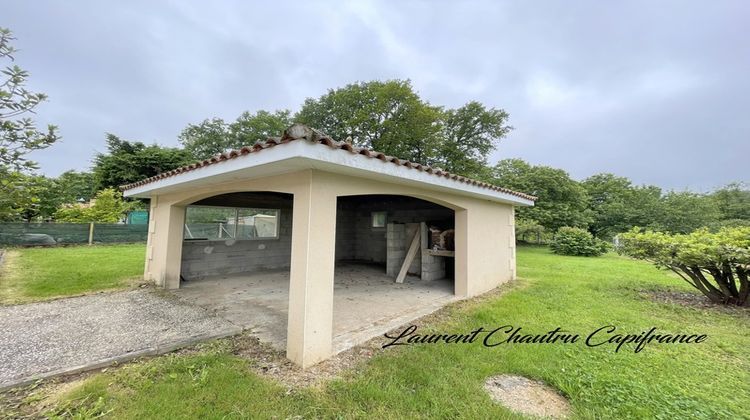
left=435, top=101, right=511, bottom=178
left=491, top=159, right=591, bottom=231
left=178, top=118, right=228, bottom=160
left=711, top=182, right=750, bottom=221
left=16, top=174, right=54, bottom=221
left=93, top=134, right=194, bottom=190
left=0, top=28, right=60, bottom=221
left=15, top=171, right=97, bottom=221
left=54, top=188, right=134, bottom=223
left=0, top=169, right=42, bottom=221
left=296, top=80, right=512, bottom=178
left=296, top=80, right=443, bottom=164
left=629, top=185, right=665, bottom=226
left=657, top=191, right=720, bottom=234
left=180, top=110, right=292, bottom=159
left=582, top=173, right=631, bottom=237
left=582, top=173, right=664, bottom=239
left=583, top=175, right=749, bottom=236
left=618, top=227, right=750, bottom=306
left=229, top=110, right=291, bottom=147
left=55, top=170, right=96, bottom=203
left=0, top=28, right=59, bottom=171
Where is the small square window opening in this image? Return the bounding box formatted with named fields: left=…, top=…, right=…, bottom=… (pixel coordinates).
left=371, top=211, right=387, bottom=228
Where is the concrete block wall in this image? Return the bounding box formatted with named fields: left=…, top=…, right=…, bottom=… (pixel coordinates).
left=352, top=211, right=387, bottom=262
left=386, top=223, right=405, bottom=276
left=181, top=208, right=293, bottom=279
left=181, top=196, right=454, bottom=280
left=421, top=251, right=446, bottom=281
left=385, top=222, right=448, bottom=280
left=335, top=203, right=357, bottom=260
left=335, top=196, right=455, bottom=282
left=342, top=206, right=453, bottom=264
left=335, top=201, right=387, bottom=263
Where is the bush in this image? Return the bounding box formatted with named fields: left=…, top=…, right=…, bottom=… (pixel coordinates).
left=515, top=219, right=547, bottom=244
left=617, top=227, right=750, bottom=306
left=550, top=227, right=609, bottom=256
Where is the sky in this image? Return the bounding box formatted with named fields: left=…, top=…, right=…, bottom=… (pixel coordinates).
left=4, top=1, right=749, bottom=191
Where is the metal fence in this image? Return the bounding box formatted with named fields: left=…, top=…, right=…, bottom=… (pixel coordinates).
left=0, top=223, right=148, bottom=246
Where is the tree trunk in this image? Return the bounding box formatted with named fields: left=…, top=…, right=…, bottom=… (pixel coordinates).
left=677, top=265, right=727, bottom=304
left=737, top=267, right=749, bottom=306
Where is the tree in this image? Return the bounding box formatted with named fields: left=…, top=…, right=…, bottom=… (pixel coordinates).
left=93, top=134, right=194, bottom=190
left=618, top=227, right=750, bottom=306
left=0, top=28, right=60, bottom=220
left=296, top=80, right=443, bottom=164
left=657, top=191, right=720, bottom=234
left=55, top=170, right=96, bottom=204
left=436, top=101, right=511, bottom=179
left=0, top=169, right=41, bottom=221
left=229, top=110, right=291, bottom=147
left=16, top=174, right=54, bottom=221
left=582, top=173, right=632, bottom=238
left=179, top=110, right=292, bottom=159
left=0, top=28, right=59, bottom=171
left=296, top=80, right=512, bottom=178
left=629, top=185, right=665, bottom=228
left=491, top=159, right=591, bottom=231
left=178, top=118, right=228, bottom=160
left=711, top=182, right=750, bottom=221
left=179, top=80, right=511, bottom=177
left=582, top=173, right=664, bottom=239
left=14, top=171, right=96, bottom=221
left=54, top=188, right=134, bottom=223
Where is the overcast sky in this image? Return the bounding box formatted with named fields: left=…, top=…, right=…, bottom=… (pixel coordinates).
left=5, top=1, right=749, bottom=190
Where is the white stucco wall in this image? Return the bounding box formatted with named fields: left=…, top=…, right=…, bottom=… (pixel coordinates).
left=142, top=168, right=517, bottom=367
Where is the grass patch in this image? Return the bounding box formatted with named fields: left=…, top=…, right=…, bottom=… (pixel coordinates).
left=21, top=247, right=750, bottom=417
left=0, top=244, right=145, bottom=304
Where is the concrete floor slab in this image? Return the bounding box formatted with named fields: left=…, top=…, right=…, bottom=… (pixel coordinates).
left=173, top=262, right=458, bottom=354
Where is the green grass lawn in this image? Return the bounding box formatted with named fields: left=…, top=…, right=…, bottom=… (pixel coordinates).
left=12, top=246, right=750, bottom=418
left=0, top=244, right=145, bottom=304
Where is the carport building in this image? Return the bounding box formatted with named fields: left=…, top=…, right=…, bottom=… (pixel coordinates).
left=121, top=124, right=535, bottom=367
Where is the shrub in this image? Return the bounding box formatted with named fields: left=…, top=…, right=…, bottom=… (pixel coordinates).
left=515, top=219, right=547, bottom=244
left=550, top=227, right=609, bottom=256
left=617, top=227, right=750, bottom=306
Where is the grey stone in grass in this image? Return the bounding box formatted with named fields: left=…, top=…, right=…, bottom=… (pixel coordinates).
left=484, top=374, right=571, bottom=418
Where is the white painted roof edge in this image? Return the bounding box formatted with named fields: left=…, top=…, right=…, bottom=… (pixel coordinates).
left=123, top=140, right=534, bottom=206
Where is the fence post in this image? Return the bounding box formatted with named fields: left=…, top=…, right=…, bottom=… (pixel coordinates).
left=88, top=222, right=94, bottom=245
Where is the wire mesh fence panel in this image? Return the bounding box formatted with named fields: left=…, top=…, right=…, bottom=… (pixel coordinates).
left=184, top=222, right=232, bottom=240
left=0, top=223, right=90, bottom=245
left=0, top=223, right=148, bottom=246
left=92, top=224, right=148, bottom=243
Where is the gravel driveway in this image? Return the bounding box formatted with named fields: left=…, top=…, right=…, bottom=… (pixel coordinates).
left=0, top=289, right=241, bottom=389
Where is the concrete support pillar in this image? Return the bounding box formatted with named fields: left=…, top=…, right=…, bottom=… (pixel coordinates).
left=143, top=198, right=157, bottom=281
left=149, top=201, right=185, bottom=289
left=454, top=209, right=469, bottom=297
left=286, top=171, right=337, bottom=367
left=509, top=206, right=517, bottom=280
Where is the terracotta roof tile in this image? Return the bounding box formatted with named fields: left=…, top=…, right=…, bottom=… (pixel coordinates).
left=120, top=124, right=536, bottom=202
